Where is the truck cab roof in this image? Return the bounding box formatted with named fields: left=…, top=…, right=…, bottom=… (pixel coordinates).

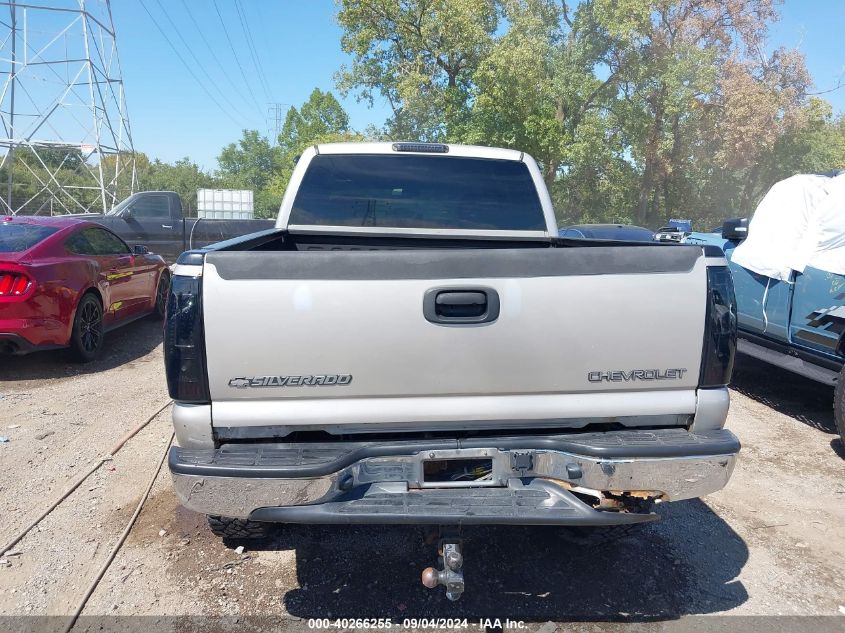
left=278, top=142, right=558, bottom=238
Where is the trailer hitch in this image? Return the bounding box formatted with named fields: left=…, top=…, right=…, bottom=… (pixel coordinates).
left=421, top=527, right=464, bottom=601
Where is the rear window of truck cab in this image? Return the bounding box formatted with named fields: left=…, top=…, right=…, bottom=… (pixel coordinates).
left=0, top=222, right=59, bottom=252
left=289, top=154, right=546, bottom=231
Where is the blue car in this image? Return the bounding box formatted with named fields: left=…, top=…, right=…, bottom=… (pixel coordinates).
left=686, top=183, right=845, bottom=445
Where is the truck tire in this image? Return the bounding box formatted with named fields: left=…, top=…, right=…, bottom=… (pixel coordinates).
left=834, top=366, right=845, bottom=449
left=150, top=271, right=170, bottom=321
left=206, top=515, right=270, bottom=540
left=69, top=293, right=104, bottom=363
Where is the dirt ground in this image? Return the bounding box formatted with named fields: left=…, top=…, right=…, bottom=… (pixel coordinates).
left=1, top=319, right=845, bottom=632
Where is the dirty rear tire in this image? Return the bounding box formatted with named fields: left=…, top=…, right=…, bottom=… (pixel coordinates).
left=207, top=515, right=270, bottom=540
left=833, top=365, right=845, bottom=450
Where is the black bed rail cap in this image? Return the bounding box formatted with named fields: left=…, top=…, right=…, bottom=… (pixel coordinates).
left=176, top=250, right=206, bottom=266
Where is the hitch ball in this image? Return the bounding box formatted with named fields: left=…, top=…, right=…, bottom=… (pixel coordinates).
left=421, top=541, right=465, bottom=601
left=421, top=567, right=440, bottom=589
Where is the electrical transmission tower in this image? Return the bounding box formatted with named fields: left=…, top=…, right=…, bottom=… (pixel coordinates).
left=0, top=0, right=135, bottom=215
left=267, top=102, right=289, bottom=145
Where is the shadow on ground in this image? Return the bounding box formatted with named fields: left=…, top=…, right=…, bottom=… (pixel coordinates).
left=236, top=499, right=748, bottom=621
left=730, top=354, right=837, bottom=435
left=0, top=317, right=163, bottom=381
left=830, top=438, right=845, bottom=460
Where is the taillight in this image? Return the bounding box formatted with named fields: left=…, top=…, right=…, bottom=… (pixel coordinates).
left=699, top=266, right=737, bottom=387
left=164, top=273, right=210, bottom=403
left=0, top=271, right=32, bottom=297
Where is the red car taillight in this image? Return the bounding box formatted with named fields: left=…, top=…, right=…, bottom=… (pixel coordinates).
left=0, top=270, right=32, bottom=297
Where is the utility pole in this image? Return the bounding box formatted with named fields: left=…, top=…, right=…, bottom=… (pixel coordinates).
left=6, top=2, right=16, bottom=212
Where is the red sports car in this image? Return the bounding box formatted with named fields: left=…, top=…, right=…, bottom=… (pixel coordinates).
left=0, top=216, right=170, bottom=362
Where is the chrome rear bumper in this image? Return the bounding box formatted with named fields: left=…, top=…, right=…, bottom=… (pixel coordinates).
left=170, top=428, right=739, bottom=523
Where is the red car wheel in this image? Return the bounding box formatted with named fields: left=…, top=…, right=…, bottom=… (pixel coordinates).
left=151, top=271, right=170, bottom=321
left=69, top=293, right=104, bottom=362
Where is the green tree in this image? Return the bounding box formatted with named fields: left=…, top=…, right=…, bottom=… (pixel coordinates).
left=770, top=97, right=845, bottom=176
left=336, top=0, right=820, bottom=229
left=278, top=88, right=352, bottom=152
left=2, top=147, right=104, bottom=214
left=216, top=130, right=280, bottom=217
left=336, top=0, right=498, bottom=140
left=138, top=155, right=217, bottom=216
left=597, top=0, right=813, bottom=225
left=733, top=97, right=845, bottom=215
left=14, top=146, right=86, bottom=171
left=211, top=90, right=360, bottom=218
left=269, top=88, right=362, bottom=200
left=335, top=0, right=650, bottom=224
left=218, top=129, right=278, bottom=190
left=467, top=0, right=638, bottom=193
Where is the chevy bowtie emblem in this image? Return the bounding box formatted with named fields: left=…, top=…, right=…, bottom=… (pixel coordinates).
left=228, top=374, right=353, bottom=388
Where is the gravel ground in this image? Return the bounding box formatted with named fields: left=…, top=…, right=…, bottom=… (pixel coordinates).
left=1, top=322, right=844, bottom=632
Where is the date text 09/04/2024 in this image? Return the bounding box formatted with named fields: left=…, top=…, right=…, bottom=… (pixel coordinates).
left=307, top=619, right=527, bottom=629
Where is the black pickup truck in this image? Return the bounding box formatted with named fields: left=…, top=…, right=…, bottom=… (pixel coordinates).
left=83, top=191, right=275, bottom=262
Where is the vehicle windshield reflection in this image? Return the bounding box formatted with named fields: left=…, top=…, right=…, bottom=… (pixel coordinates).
left=105, top=196, right=133, bottom=216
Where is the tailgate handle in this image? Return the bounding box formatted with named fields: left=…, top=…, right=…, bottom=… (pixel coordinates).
left=424, top=287, right=500, bottom=325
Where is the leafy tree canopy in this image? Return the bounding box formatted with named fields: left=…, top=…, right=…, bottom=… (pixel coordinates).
left=335, top=0, right=844, bottom=228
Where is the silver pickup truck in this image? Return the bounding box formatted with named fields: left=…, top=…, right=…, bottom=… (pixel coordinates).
left=164, top=142, right=739, bottom=599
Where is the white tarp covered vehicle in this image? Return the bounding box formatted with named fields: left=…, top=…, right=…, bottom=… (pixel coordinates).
left=732, top=173, right=845, bottom=281
left=689, top=171, right=845, bottom=448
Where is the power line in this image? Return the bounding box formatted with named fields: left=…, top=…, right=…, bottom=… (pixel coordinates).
left=211, top=0, right=264, bottom=118
left=247, top=0, right=277, bottom=95
left=233, top=0, right=272, bottom=102
left=152, top=0, right=251, bottom=123
left=138, top=0, right=242, bottom=127
left=178, top=0, right=256, bottom=118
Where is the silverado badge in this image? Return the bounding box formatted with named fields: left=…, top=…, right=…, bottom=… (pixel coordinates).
left=228, top=374, right=353, bottom=388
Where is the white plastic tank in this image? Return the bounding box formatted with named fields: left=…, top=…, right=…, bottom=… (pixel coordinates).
left=196, top=189, right=254, bottom=220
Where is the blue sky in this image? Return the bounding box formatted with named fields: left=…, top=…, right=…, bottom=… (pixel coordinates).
left=112, top=0, right=845, bottom=169
left=114, top=1, right=391, bottom=169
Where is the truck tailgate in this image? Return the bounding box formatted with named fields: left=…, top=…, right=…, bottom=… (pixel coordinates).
left=202, top=246, right=706, bottom=431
